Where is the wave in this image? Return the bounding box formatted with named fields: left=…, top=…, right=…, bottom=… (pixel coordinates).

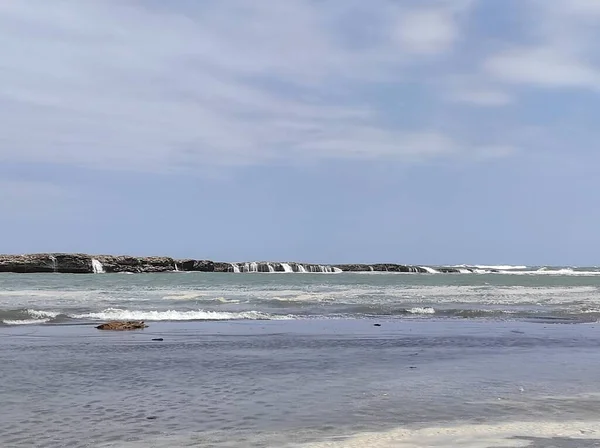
left=405, top=307, right=436, bottom=315
left=474, top=265, right=527, bottom=270
left=3, top=318, right=52, bottom=325
left=0, top=309, right=61, bottom=326
left=448, top=265, right=600, bottom=275
left=503, top=269, right=600, bottom=276
left=27, top=309, right=60, bottom=319
left=69, top=308, right=292, bottom=321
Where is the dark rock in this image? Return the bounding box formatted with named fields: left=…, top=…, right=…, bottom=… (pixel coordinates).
left=0, top=254, right=58, bottom=273
left=146, top=416, right=158, bottom=420
left=438, top=267, right=464, bottom=273
left=334, top=264, right=427, bottom=272
left=96, top=321, right=148, bottom=331
left=335, top=264, right=373, bottom=272
left=373, top=323, right=382, bottom=327
left=0, top=253, right=92, bottom=273
left=214, top=262, right=233, bottom=273
left=95, top=256, right=175, bottom=273
left=55, top=253, right=94, bottom=273
left=0, top=254, right=469, bottom=275
left=151, top=338, right=164, bottom=341
left=371, top=264, right=425, bottom=273
left=188, top=260, right=215, bottom=272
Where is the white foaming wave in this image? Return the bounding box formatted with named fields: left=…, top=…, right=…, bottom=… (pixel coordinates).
left=161, top=292, right=240, bottom=303
left=0, top=290, right=84, bottom=298
left=449, top=265, right=600, bottom=276
left=474, top=265, right=527, bottom=270
left=201, top=285, right=599, bottom=307
left=269, top=294, right=336, bottom=303
left=301, top=420, right=600, bottom=448
left=406, top=307, right=435, bottom=314
left=2, top=309, right=61, bottom=325
left=3, top=318, right=51, bottom=325
left=70, top=308, right=292, bottom=321
left=27, top=309, right=60, bottom=319
left=452, top=264, right=527, bottom=270
left=161, top=292, right=208, bottom=300
left=215, top=297, right=241, bottom=304
left=501, top=268, right=600, bottom=276
left=387, top=285, right=600, bottom=307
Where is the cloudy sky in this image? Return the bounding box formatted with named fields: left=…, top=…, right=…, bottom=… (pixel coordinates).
left=1, top=0, right=599, bottom=265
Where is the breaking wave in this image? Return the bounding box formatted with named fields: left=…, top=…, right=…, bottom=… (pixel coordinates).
left=3, top=318, right=52, bottom=325
left=405, top=307, right=436, bottom=315
left=0, top=309, right=61, bottom=325
left=69, top=308, right=292, bottom=321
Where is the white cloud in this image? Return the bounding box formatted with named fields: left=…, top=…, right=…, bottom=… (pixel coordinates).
left=449, top=88, right=513, bottom=106
left=544, top=0, right=600, bottom=18
left=391, top=9, right=458, bottom=55
left=484, top=47, right=600, bottom=89
left=0, top=0, right=515, bottom=174
left=481, top=1, right=600, bottom=91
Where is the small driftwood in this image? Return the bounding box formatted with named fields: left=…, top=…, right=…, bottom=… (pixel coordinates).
left=95, top=321, right=148, bottom=331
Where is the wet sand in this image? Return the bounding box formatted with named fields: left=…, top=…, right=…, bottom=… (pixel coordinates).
left=2, top=319, right=600, bottom=447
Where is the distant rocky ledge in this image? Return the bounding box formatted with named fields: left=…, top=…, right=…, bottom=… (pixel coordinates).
left=0, top=253, right=467, bottom=274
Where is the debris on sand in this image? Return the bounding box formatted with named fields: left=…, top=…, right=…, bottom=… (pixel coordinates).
left=95, top=321, right=148, bottom=331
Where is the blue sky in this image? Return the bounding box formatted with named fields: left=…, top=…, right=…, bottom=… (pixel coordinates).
left=1, top=0, right=600, bottom=265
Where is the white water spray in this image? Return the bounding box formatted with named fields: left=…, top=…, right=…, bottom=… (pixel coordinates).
left=281, top=263, right=294, bottom=273
left=267, top=263, right=275, bottom=273
left=230, top=263, right=240, bottom=273
left=49, top=255, right=57, bottom=273
left=297, top=264, right=306, bottom=273
left=91, top=259, right=105, bottom=274
left=420, top=266, right=440, bottom=274
left=173, top=261, right=179, bottom=272
left=369, top=266, right=374, bottom=272
left=249, top=262, right=258, bottom=273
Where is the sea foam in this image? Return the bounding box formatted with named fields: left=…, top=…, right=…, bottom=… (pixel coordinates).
left=3, top=318, right=52, bottom=325
left=301, top=420, right=600, bottom=448
left=70, top=308, right=291, bottom=321
left=406, top=307, right=436, bottom=314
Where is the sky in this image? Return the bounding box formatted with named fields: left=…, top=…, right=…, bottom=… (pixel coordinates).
left=1, top=0, right=600, bottom=265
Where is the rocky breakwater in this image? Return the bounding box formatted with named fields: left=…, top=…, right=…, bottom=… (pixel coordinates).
left=0, top=254, right=465, bottom=274
left=0, top=253, right=178, bottom=273
left=175, top=259, right=232, bottom=272
left=0, top=253, right=93, bottom=273
left=94, top=255, right=176, bottom=273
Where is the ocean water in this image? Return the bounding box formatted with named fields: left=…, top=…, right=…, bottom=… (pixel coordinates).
left=2, top=269, right=600, bottom=447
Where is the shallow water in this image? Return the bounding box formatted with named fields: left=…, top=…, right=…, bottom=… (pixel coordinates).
left=3, top=271, right=600, bottom=446
left=2, top=271, right=600, bottom=326
left=2, top=320, right=600, bottom=447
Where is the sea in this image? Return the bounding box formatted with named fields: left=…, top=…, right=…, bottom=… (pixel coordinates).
left=2, top=265, right=600, bottom=447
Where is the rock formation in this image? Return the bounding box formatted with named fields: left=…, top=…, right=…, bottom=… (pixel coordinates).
left=96, top=321, right=148, bottom=331
left=177, top=259, right=215, bottom=272
left=0, top=253, right=462, bottom=274
left=94, top=256, right=175, bottom=273
left=0, top=253, right=91, bottom=273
